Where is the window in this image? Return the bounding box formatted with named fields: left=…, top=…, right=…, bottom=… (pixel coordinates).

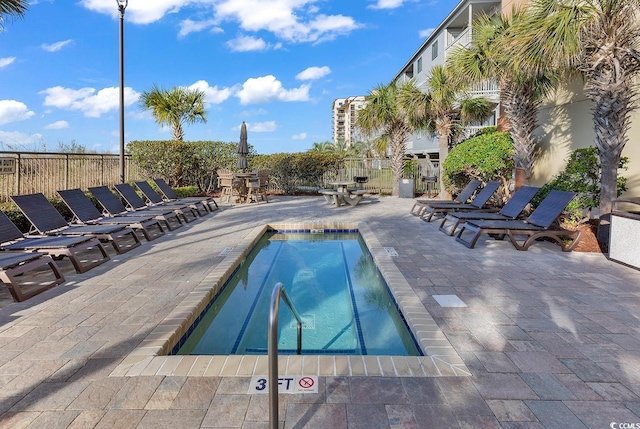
left=417, top=57, right=423, bottom=74
left=431, top=41, right=438, bottom=60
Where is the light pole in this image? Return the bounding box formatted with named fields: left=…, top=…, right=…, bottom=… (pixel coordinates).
left=117, top=0, right=128, bottom=183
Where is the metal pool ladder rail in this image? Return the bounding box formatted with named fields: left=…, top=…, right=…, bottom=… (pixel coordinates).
left=269, top=282, right=303, bottom=429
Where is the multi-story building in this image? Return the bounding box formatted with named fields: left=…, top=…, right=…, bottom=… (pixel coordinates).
left=392, top=0, right=502, bottom=157
left=392, top=0, right=639, bottom=195
left=332, top=96, right=367, bottom=146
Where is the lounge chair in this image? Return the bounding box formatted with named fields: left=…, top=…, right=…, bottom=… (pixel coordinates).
left=135, top=180, right=209, bottom=216
left=57, top=188, right=165, bottom=241
left=114, top=183, right=198, bottom=223
left=410, top=179, right=481, bottom=216
left=438, top=186, right=540, bottom=235
left=0, top=209, right=109, bottom=274
left=11, top=193, right=141, bottom=255
left=420, top=181, right=502, bottom=222
left=153, top=178, right=218, bottom=212
left=455, top=190, right=581, bottom=251
left=0, top=251, right=65, bottom=302
left=89, top=186, right=184, bottom=231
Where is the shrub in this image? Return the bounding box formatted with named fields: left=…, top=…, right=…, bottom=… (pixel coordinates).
left=532, top=146, right=629, bottom=224
left=442, top=130, right=513, bottom=198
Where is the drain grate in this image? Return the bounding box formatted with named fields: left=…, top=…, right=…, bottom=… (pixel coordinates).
left=384, top=247, right=399, bottom=256
left=433, top=295, right=467, bottom=307
left=219, top=247, right=233, bottom=256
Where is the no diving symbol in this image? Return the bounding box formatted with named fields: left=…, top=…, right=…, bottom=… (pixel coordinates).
left=298, top=377, right=314, bottom=389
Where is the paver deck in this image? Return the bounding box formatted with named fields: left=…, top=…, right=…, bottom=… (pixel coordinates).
left=0, top=195, right=639, bottom=428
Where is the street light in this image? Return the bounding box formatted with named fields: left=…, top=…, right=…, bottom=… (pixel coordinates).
left=117, top=0, right=128, bottom=183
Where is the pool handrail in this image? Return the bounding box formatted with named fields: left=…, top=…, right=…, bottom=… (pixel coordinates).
left=268, top=282, right=303, bottom=429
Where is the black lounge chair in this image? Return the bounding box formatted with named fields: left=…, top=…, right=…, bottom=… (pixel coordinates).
left=88, top=186, right=184, bottom=231
left=135, top=180, right=209, bottom=216
left=114, top=183, right=198, bottom=223
left=57, top=189, right=165, bottom=241
left=420, top=181, right=502, bottom=222
left=0, top=251, right=65, bottom=302
left=410, top=179, right=481, bottom=216
left=11, top=193, right=141, bottom=255
left=0, top=209, right=109, bottom=274
left=153, top=178, right=218, bottom=212
left=455, top=190, right=581, bottom=251
left=438, top=186, right=540, bottom=235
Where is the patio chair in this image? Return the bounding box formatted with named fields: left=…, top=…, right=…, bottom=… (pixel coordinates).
left=455, top=190, right=581, bottom=251
left=153, top=178, right=219, bottom=212
left=114, top=183, right=198, bottom=223
left=57, top=188, right=165, bottom=241
left=11, top=193, right=142, bottom=255
left=135, top=180, right=209, bottom=216
left=420, top=181, right=502, bottom=222
left=0, top=209, right=109, bottom=274
left=88, top=186, right=184, bottom=231
left=246, top=170, right=269, bottom=203
left=410, top=179, right=481, bottom=216
left=217, top=169, right=243, bottom=203
left=0, top=251, right=65, bottom=302
left=438, top=186, right=540, bottom=235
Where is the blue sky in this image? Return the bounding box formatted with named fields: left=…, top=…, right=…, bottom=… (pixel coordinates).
left=0, top=0, right=455, bottom=155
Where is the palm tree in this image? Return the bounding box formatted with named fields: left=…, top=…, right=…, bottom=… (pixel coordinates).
left=400, top=65, right=495, bottom=198
left=0, top=0, right=27, bottom=31
left=448, top=11, right=557, bottom=185
left=512, top=0, right=640, bottom=222
left=357, top=82, right=427, bottom=196
left=139, top=85, right=208, bottom=141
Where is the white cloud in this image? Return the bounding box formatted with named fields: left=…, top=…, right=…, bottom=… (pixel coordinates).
left=0, top=131, right=43, bottom=151
left=41, top=39, right=73, bottom=52
left=369, top=0, right=405, bottom=10
left=292, top=132, right=306, bottom=140
left=419, top=27, right=435, bottom=38
left=248, top=121, right=276, bottom=132
left=0, top=100, right=35, bottom=126
left=215, top=0, right=361, bottom=44
left=0, top=57, right=16, bottom=68
left=40, top=86, right=139, bottom=118
left=44, top=120, right=69, bottom=130
left=226, top=35, right=283, bottom=52
left=178, top=19, right=222, bottom=38
left=236, top=75, right=310, bottom=105
left=296, top=66, right=331, bottom=81
left=188, top=80, right=235, bottom=104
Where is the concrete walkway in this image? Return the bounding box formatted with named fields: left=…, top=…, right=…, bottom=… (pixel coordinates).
left=0, top=195, right=639, bottom=428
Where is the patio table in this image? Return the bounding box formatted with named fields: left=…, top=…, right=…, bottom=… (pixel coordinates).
left=233, top=173, right=258, bottom=203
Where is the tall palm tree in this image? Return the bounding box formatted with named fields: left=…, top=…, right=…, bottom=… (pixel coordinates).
left=512, top=0, right=640, bottom=221
left=0, top=0, right=27, bottom=31
left=448, top=11, right=556, bottom=185
left=357, top=82, right=431, bottom=196
left=139, top=85, right=208, bottom=141
left=400, top=65, right=494, bottom=198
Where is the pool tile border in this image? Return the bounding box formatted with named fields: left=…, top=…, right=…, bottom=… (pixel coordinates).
left=111, top=221, right=470, bottom=378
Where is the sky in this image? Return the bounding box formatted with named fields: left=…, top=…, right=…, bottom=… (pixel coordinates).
left=0, top=0, right=457, bottom=155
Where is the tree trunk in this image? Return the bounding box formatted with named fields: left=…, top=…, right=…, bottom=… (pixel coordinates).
left=437, top=134, right=450, bottom=199
left=390, top=131, right=407, bottom=197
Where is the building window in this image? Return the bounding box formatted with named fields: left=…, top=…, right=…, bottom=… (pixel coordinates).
left=431, top=41, right=438, bottom=60
left=417, top=57, right=422, bottom=74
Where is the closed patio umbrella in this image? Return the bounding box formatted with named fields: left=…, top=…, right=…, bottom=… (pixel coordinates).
left=237, top=121, right=248, bottom=171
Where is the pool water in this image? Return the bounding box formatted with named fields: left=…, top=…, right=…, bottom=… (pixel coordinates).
left=174, top=231, right=421, bottom=356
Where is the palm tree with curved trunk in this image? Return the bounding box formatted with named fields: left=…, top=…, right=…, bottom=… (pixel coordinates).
left=357, top=81, right=428, bottom=196
left=400, top=65, right=495, bottom=198
left=0, top=0, right=27, bottom=30
left=512, top=0, right=640, bottom=225
left=139, top=85, right=208, bottom=141
left=448, top=11, right=557, bottom=185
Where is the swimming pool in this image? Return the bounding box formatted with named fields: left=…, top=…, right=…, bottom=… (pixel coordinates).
left=174, top=231, right=421, bottom=356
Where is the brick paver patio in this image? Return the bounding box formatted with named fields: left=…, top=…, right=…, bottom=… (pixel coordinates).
left=0, top=195, right=638, bottom=428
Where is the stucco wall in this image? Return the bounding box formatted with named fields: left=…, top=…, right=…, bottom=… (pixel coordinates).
left=533, top=78, right=640, bottom=198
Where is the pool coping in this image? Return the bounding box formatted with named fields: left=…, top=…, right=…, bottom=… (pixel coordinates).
left=111, top=221, right=470, bottom=378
